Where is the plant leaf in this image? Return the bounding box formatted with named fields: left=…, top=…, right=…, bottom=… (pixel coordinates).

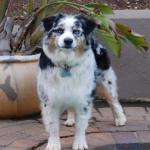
left=30, top=24, right=44, bottom=46
left=0, top=0, right=10, bottom=22
left=86, top=3, right=113, bottom=15
left=94, top=15, right=109, bottom=30
left=116, top=23, right=149, bottom=52
left=40, top=0, right=47, bottom=7
left=32, top=3, right=63, bottom=31
left=28, top=0, right=34, bottom=15
left=98, top=29, right=121, bottom=57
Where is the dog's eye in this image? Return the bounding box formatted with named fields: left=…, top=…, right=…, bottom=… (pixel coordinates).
left=53, top=28, right=64, bottom=34
left=73, top=29, right=81, bottom=35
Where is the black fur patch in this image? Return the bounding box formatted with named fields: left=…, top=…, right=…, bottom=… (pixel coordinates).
left=42, top=16, right=56, bottom=32
left=39, top=51, right=55, bottom=70
left=87, top=100, right=92, bottom=106
left=53, top=13, right=64, bottom=27
left=83, top=107, right=88, bottom=112
left=108, top=81, right=112, bottom=85
left=76, top=15, right=97, bottom=36
left=91, top=38, right=110, bottom=70
left=90, top=88, right=96, bottom=97
left=42, top=13, right=64, bottom=32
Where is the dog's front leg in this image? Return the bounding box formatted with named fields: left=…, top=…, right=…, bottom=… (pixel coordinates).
left=73, top=105, right=91, bottom=150
left=42, top=105, right=61, bottom=150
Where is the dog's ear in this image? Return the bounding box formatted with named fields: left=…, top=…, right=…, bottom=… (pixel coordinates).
left=77, top=15, right=97, bottom=36
left=42, top=16, right=56, bottom=32
left=42, top=13, right=64, bottom=32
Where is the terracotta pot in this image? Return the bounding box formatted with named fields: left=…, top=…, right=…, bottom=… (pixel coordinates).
left=0, top=54, right=40, bottom=118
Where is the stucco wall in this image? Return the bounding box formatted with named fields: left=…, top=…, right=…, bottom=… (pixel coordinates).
left=109, top=19, right=150, bottom=100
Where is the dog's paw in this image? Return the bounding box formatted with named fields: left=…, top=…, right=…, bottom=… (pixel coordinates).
left=73, top=139, right=88, bottom=150
left=46, top=143, right=61, bottom=150
left=115, top=114, right=127, bottom=126
left=64, top=118, right=75, bottom=127
left=46, top=138, right=61, bottom=150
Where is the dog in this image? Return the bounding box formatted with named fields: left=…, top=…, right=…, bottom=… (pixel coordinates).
left=37, top=13, right=127, bottom=150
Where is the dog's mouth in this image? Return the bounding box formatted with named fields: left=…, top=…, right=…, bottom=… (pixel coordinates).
left=63, top=45, right=73, bottom=49
left=58, top=45, right=76, bottom=52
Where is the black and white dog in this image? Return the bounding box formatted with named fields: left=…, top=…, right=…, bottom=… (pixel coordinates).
left=37, top=14, right=126, bottom=150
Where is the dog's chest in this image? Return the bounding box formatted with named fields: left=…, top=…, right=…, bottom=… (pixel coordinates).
left=39, top=55, right=96, bottom=104
left=43, top=61, right=95, bottom=93
left=38, top=49, right=97, bottom=109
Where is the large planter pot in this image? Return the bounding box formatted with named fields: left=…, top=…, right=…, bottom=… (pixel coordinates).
left=0, top=54, right=40, bottom=118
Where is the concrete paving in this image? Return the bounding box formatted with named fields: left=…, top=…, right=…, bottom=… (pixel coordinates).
left=0, top=104, right=150, bottom=150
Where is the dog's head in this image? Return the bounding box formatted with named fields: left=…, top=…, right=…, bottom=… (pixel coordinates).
left=42, top=14, right=97, bottom=56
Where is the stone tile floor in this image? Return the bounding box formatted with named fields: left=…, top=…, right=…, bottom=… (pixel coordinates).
left=0, top=104, right=150, bottom=150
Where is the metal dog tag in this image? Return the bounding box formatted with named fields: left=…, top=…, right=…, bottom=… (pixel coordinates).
left=60, top=65, right=71, bottom=78
left=61, top=69, right=71, bottom=77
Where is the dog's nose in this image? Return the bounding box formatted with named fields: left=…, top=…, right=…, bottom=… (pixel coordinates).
left=64, top=38, right=73, bottom=47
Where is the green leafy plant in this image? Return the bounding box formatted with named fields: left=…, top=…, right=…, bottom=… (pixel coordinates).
left=0, top=0, right=149, bottom=56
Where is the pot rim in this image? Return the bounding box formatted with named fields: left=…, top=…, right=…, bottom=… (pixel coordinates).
left=0, top=54, right=40, bottom=63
